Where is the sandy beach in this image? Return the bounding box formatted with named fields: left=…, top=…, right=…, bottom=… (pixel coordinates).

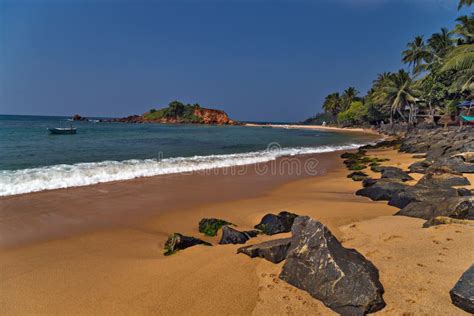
left=244, top=123, right=380, bottom=134
left=1, top=145, right=472, bottom=315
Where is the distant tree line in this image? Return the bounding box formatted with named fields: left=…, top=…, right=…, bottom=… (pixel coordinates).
left=308, top=0, right=473, bottom=127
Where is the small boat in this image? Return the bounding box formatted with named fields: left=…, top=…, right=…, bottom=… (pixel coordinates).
left=48, top=127, right=77, bottom=134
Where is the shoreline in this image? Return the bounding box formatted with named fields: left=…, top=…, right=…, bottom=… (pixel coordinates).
left=245, top=122, right=380, bottom=134
left=1, top=144, right=472, bottom=314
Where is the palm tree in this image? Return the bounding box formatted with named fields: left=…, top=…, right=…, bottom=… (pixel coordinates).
left=402, top=36, right=432, bottom=75
left=453, top=14, right=474, bottom=45
left=458, top=0, right=472, bottom=10
left=380, top=70, right=419, bottom=124
left=322, top=93, right=342, bottom=121
left=341, top=87, right=359, bottom=111
left=428, top=28, right=454, bottom=61
left=440, top=44, right=474, bottom=92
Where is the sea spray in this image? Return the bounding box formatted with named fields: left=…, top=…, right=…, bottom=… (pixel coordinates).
left=0, top=144, right=365, bottom=196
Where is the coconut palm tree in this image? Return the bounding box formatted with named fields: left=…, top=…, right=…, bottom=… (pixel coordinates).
left=402, top=36, right=431, bottom=75
left=322, top=93, right=342, bottom=121
left=428, top=28, right=454, bottom=61
left=458, top=0, right=472, bottom=10
left=380, top=70, right=419, bottom=124
left=341, top=87, right=359, bottom=111
left=453, top=14, right=474, bottom=45
left=440, top=44, right=474, bottom=92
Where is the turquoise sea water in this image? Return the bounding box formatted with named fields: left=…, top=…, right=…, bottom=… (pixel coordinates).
left=0, top=115, right=378, bottom=196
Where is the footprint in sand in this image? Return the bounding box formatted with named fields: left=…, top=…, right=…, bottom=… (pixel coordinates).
left=432, top=240, right=441, bottom=245
left=405, top=299, right=416, bottom=304
left=261, top=273, right=267, bottom=277
left=417, top=263, right=426, bottom=268
left=267, top=284, right=274, bottom=289
left=384, top=256, right=393, bottom=260
left=283, top=295, right=290, bottom=301
left=437, top=259, right=444, bottom=263
left=455, top=230, right=462, bottom=234
left=269, top=273, right=276, bottom=277
left=383, top=235, right=402, bottom=242
left=272, top=278, right=280, bottom=284
left=446, top=238, right=453, bottom=241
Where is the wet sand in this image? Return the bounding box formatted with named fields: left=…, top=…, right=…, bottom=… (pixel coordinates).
left=0, top=148, right=472, bottom=315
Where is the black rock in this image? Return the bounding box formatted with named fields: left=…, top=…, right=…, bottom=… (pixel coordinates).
left=237, top=238, right=292, bottom=263
left=356, top=179, right=407, bottom=202
left=279, top=217, right=386, bottom=315
left=387, top=185, right=461, bottom=209
left=219, top=226, right=259, bottom=245
left=348, top=171, right=368, bottom=181
left=198, top=218, right=233, bottom=236
left=163, top=233, right=212, bottom=256
left=380, top=167, right=414, bottom=182
left=362, top=178, right=378, bottom=188
left=450, top=265, right=474, bottom=313
left=417, top=172, right=471, bottom=188
left=395, top=197, right=474, bottom=221
left=408, top=160, right=432, bottom=174
left=254, top=211, right=299, bottom=235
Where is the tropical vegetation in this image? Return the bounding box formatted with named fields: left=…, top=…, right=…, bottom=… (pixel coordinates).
left=307, top=1, right=473, bottom=127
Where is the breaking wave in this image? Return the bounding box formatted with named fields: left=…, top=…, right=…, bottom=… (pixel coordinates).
left=0, top=143, right=365, bottom=196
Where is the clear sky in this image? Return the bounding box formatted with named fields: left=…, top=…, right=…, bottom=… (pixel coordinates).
left=0, top=0, right=470, bottom=121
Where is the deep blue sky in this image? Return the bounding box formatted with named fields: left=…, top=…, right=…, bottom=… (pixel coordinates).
left=0, top=0, right=470, bottom=121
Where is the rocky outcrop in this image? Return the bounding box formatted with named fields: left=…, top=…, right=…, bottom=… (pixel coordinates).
left=356, top=179, right=408, bottom=202
left=380, top=167, right=413, bottom=182
left=279, top=217, right=386, bottom=315
left=395, top=197, right=474, bottom=222
left=72, top=114, right=87, bottom=121
left=193, top=108, right=237, bottom=125
left=198, top=218, right=233, bottom=236
left=237, top=238, right=292, bottom=263
left=254, top=211, right=299, bottom=235
left=219, top=226, right=259, bottom=245
left=417, top=172, right=471, bottom=188
left=450, top=265, right=474, bottom=313
left=163, top=233, right=211, bottom=256
left=109, top=103, right=239, bottom=125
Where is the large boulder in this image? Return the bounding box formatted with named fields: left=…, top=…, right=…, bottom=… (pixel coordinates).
left=356, top=179, right=407, bottom=202
left=416, top=172, right=471, bottom=188
left=163, top=233, right=211, bottom=256
left=279, top=217, right=386, bottom=315
left=219, top=226, right=259, bottom=245
left=380, top=167, right=414, bottom=182
left=387, top=185, right=464, bottom=209
left=395, top=197, right=474, bottom=221
left=198, top=218, right=233, bottom=236
left=254, top=211, right=298, bottom=235
left=237, top=238, right=292, bottom=263
left=408, top=160, right=432, bottom=174
left=450, top=265, right=474, bottom=313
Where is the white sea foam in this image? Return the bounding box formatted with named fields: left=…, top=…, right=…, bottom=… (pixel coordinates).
left=0, top=144, right=365, bottom=197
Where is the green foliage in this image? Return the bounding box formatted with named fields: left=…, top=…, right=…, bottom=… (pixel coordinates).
left=337, top=101, right=368, bottom=126
left=198, top=218, right=233, bottom=237
left=143, top=101, right=204, bottom=123
left=303, top=112, right=333, bottom=124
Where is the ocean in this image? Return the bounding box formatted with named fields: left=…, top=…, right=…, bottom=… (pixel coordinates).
left=0, top=115, right=378, bottom=196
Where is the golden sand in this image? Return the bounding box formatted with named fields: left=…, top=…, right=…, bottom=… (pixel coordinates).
left=0, top=149, right=472, bottom=315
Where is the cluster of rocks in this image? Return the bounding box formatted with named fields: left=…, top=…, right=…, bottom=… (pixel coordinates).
left=163, top=211, right=297, bottom=256
left=343, top=127, right=474, bottom=228
left=163, top=212, right=387, bottom=314
left=354, top=126, right=474, bottom=313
